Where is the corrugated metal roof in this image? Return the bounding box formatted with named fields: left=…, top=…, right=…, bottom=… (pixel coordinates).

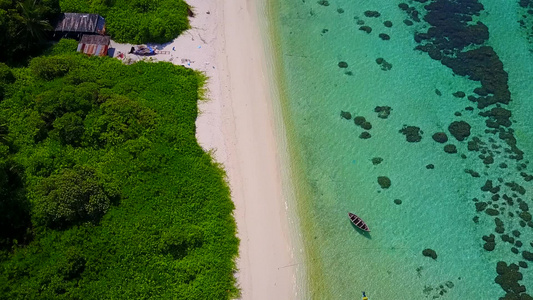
left=54, top=13, right=106, bottom=33
left=80, top=34, right=110, bottom=45
left=77, top=35, right=110, bottom=56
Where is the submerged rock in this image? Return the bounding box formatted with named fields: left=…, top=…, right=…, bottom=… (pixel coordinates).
left=422, top=248, right=437, bottom=260
left=340, top=111, right=352, bottom=120
left=444, top=144, right=457, bottom=154
left=359, top=26, right=372, bottom=33
left=364, top=10, right=381, bottom=17
left=374, top=106, right=392, bottom=119
left=403, top=19, right=413, bottom=26
left=375, top=58, right=392, bottom=70
left=495, top=261, right=526, bottom=295
left=359, top=132, right=371, bottom=139
left=354, top=116, right=366, bottom=126
left=399, top=125, right=422, bottom=142
left=464, top=169, right=480, bottom=177
left=452, top=91, right=466, bottom=98
left=361, top=121, right=372, bottom=130
left=432, top=132, right=448, bottom=143
left=448, top=121, right=471, bottom=141
left=371, top=157, right=383, bottom=165
left=377, top=176, right=391, bottom=189
left=524, top=251, right=533, bottom=262
left=378, top=33, right=390, bottom=40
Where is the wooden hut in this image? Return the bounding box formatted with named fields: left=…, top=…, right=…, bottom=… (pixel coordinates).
left=53, top=13, right=106, bottom=38
left=77, top=35, right=110, bottom=56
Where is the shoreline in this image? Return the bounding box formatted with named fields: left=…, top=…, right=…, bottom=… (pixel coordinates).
left=212, top=0, right=297, bottom=298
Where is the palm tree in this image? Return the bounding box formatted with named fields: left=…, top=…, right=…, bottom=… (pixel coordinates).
left=15, top=0, right=53, bottom=50
left=0, top=121, right=8, bottom=145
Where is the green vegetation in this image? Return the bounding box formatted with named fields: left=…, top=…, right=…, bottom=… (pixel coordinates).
left=0, top=40, right=239, bottom=299
left=59, top=0, right=191, bottom=44
left=0, top=0, right=60, bottom=63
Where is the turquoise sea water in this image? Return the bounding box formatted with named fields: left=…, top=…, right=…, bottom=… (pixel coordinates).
left=267, top=0, right=533, bottom=298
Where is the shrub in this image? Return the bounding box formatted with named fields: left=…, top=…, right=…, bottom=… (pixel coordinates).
left=59, top=0, right=191, bottom=44
left=30, top=56, right=75, bottom=81
left=34, top=166, right=112, bottom=228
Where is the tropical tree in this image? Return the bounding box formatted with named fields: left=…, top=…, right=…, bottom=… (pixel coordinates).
left=15, top=0, right=54, bottom=49
left=34, top=166, right=112, bottom=229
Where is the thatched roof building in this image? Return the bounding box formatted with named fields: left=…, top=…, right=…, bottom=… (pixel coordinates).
left=77, top=35, right=110, bottom=56
left=53, top=13, right=106, bottom=37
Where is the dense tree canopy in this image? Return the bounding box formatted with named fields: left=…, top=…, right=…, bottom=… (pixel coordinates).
left=0, top=41, right=239, bottom=299
left=0, top=0, right=60, bottom=63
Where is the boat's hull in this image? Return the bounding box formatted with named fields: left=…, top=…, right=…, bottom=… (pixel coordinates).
left=348, top=212, right=370, bottom=232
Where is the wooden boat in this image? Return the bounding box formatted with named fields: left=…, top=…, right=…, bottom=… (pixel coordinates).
left=348, top=212, right=370, bottom=232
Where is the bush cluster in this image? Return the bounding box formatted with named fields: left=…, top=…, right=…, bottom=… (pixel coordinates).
left=60, top=0, right=191, bottom=44
left=0, top=43, right=239, bottom=299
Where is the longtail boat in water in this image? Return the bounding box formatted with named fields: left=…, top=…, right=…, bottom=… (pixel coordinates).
left=348, top=212, right=370, bottom=232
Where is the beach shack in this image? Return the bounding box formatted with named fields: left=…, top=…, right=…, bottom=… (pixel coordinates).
left=53, top=13, right=106, bottom=39
left=77, top=35, right=110, bottom=56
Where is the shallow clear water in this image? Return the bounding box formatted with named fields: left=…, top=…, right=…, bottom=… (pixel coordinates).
left=268, top=0, right=533, bottom=298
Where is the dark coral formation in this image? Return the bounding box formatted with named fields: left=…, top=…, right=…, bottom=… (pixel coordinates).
left=364, top=10, right=381, bottom=18
left=432, top=132, right=448, bottom=143
left=444, top=144, right=457, bottom=154
left=426, top=164, right=434, bottom=169
left=441, top=48, right=510, bottom=109
left=375, top=58, right=392, bottom=71
left=354, top=116, right=366, bottom=126
left=359, top=132, right=371, bottom=139
left=378, top=33, right=390, bottom=41
left=524, top=251, right=533, bottom=262
left=359, top=26, right=372, bottom=34
left=464, top=169, right=480, bottom=178
left=317, top=0, right=329, bottom=6
left=483, top=234, right=496, bottom=251
left=394, top=199, right=402, bottom=205
left=374, top=106, right=392, bottom=119
left=453, top=91, right=466, bottom=98
left=384, top=20, right=393, bottom=27
left=340, top=111, right=352, bottom=120
left=479, top=107, right=512, bottom=128
left=399, top=125, right=422, bottom=142
left=422, top=248, right=437, bottom=260
left=495, top=262, right=529, bottom=298
left=361, top=121, right=372, bottom=130
left=448, top=121, right=471, bottom=141
left=372, top=157, right=383, bottom=165
left=377, top=176, right=391, bottom=189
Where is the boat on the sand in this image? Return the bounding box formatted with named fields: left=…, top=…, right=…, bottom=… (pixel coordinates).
left=348, top=212, right=370, bottom=232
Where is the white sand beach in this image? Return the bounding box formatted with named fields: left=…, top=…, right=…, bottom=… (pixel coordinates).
left=109, top=0, right=297, bottom=298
